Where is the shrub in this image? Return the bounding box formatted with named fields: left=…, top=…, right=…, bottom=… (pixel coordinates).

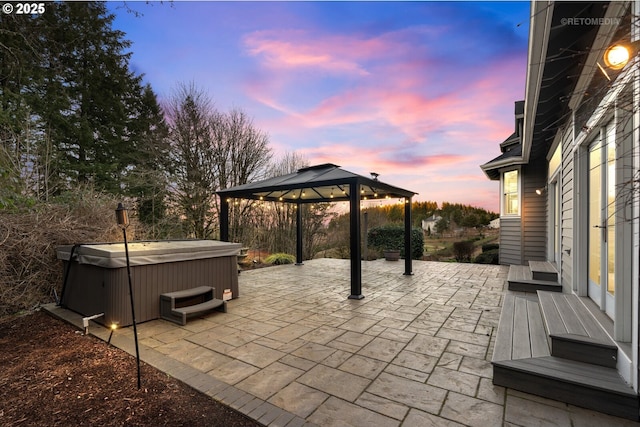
left=474, top=249, right=499, bottom=264
left=367, top=224, right=423, bottom=259
left=410, top=228, right=424, bottom=260
left=264, top=253, right=296, bottom=265
left=0, top=186, right=127, bottom=316
left=482, top=243, right=499, bottom=252
left=368, top=224, right=402, bottom=251
left=452, top=240, right=475, bottom=262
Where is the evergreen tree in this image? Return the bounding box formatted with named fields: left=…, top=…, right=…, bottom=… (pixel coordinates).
left=47, top=2, right=145, bottom=192
left=124, top=84, right=172, bottom=237
left=1, top=2, right=166, bottom=202
left=0, top=12, right=45, bottom=202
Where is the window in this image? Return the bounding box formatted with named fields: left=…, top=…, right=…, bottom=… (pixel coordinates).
left=503, top=170, right=519, bottom=215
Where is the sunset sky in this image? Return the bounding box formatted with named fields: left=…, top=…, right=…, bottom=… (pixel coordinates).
left=110, top=1, right=531, bottom=212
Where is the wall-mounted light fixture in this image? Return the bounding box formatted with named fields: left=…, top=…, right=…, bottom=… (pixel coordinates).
left=599, top=40, right=640, bottom=80
left=535, top=185, right=547, bottom=196
left=603, top=41, right=640, bottom=69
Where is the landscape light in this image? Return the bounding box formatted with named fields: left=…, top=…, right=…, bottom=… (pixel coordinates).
left=115, top=203, right=129, bottom=228
left=108, top=322, right=118, bottom=346
left=115, top=203, right=141, bottom=389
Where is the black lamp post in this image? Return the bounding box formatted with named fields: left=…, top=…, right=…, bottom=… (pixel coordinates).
left=115, top=203, right=141, bottom=389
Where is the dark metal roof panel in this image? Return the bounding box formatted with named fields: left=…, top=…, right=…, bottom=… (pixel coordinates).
left=217, top=163, right=416, bottom=203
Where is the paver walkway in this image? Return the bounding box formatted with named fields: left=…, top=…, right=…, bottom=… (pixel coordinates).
left=46, top=259, right=640, bottom=426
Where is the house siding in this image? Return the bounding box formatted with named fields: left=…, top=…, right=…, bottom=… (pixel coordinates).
left=615, top=84, right=635, bottom=341
left=560, top=125, right=574, bottom=293
left=522, top=158, right=547, bottom=262
left=499, top=217, right=522, bottom=265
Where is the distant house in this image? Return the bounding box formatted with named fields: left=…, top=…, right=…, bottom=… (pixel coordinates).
left=488, top=218, right=500, bottom=229
left=420, top=214, right=441, bottom=233
left=481, top=1, right=640, bottom=420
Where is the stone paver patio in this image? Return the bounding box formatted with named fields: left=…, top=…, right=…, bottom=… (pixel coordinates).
left=46, top=258, right=640, bottom=426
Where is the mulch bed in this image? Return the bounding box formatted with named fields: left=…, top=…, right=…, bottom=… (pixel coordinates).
left=0, top=310, right=263, bottom=426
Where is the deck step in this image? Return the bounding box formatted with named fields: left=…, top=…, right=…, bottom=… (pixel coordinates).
left=493, top=356, right=638, bottom=421
left=507, top=265, right=562, bottom=293
left=529, top=260, right=558, bottom=281
left=174, top=298, right=226, bottom=316
left=160, top=286, right=227, bottom=326
left=492, top=294, right=550, bottom=362
left=538, top=291, right=617, bottom=368
left=492, top=292, right=637, bottom=420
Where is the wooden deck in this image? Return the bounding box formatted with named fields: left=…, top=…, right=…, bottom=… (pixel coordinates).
left=492, top=291, right=639, bottom=420
left=538, top=291, right=617, bottom=368
left=507, top=262, right=562, bottom=293
left=528, top=260, right=559, bottom=281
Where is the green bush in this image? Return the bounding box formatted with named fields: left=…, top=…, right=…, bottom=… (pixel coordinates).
left=367, top=224, right=423, bottom=259
left=474, top=249, right=499, bottom=264
left=264, top=253, right=296, bottom=265
left=482, top=243, right=499, bottom=252
left=411, top=228, right=424, bottom=259
left=452, top=240, right=475, bottom=262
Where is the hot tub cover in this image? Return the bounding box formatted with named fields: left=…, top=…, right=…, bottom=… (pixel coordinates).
left=57, top=240, right=242, bottom=268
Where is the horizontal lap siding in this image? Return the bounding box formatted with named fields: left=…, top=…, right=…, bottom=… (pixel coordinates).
left=561, top=126, right=574, bottom=290
left=523, top=159, right=547, bottom=262
left=500, top=217, right=522, bottom=265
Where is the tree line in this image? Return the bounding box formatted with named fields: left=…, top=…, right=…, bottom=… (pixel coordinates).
left=330, top=201, right=496, bottom=232
left=0, top=2, right=334, bottom=257
left=432, top=202, right=498, bottom=234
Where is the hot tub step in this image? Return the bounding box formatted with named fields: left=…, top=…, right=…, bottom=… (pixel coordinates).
left=160, top=286, right=227, bottom=326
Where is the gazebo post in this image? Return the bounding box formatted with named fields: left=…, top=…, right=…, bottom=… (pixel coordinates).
left=295, top=203, right=303, bottom=265
left=349, top=181, right=364, bottom=299
left=220, top=198, right=230, bottom=242
left=404, top=197, right=413, bottom=276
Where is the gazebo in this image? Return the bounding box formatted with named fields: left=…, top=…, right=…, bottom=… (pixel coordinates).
left=216, top=164, right=417, bottom=299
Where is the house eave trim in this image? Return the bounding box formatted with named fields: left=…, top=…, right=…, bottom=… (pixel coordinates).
left=480, top=157, right=525, bottom=179
left=522, top=1, right=554, bottom=165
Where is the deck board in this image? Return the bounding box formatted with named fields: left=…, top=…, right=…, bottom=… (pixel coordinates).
left=565, top=295, right=612, bottom=342
left=507, top=265, right=562, bottom=293
left=553, top=294, right=588, bottom=336
left=529, top=261, right=558, bottom=281
left=494, top=358, right=639, bottom=420
left=527, top=299, right=550, bottom=357
left=492, top=291, right=636, bottom=420
left=538, top=291, right=565, bottom=336
left=497, top=357, right=635, bottom=395
left=493, top=293, right=515, bottom=362
left=513, top=296, right=532, bottom=359
left=528, top=261, right=556, bottom=274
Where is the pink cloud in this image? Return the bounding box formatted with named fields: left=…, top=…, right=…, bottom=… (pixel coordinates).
left=240, top=24, right=524, bottom=214
left=295, top=143, right=469, bottom=176
left=254, top=49, right=524, bottom=146
left=243, top=29, right=387, bottom=76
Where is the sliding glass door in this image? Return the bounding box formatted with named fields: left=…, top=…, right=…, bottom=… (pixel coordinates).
left=587, top=123, right=616, bottom=319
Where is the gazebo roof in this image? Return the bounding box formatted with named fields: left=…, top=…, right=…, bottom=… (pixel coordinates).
left=217, top=163, right=417, bottom=203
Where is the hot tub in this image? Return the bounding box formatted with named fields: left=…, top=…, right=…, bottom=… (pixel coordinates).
left=57, top=240, right=241, bottom=327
